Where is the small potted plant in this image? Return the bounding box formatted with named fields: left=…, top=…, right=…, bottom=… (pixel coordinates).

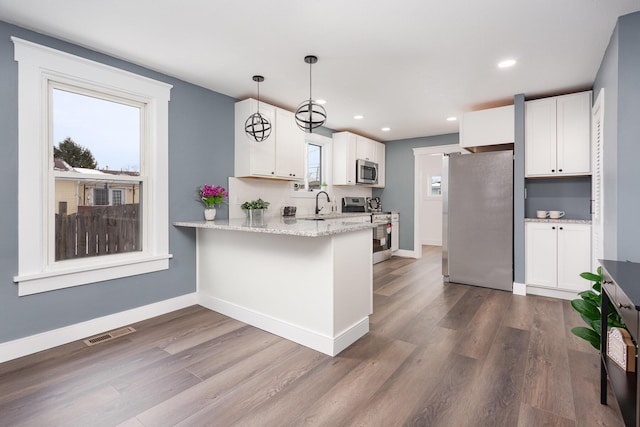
left=241, top=198, right=270, bottom=223
left=198, top=184, right=228, bottom=220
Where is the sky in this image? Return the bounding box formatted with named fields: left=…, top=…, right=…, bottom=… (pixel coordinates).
left=53, top=88, right=140, bottom=171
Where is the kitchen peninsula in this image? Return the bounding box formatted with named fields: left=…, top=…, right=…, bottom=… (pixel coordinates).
left=174, top=217, right=375, bottom=356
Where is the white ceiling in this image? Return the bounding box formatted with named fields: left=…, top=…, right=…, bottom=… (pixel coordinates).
left=1, top=0, right=639, bottom=141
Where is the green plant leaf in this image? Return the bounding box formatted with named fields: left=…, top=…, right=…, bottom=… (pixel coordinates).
left=593, top=282, right=601, bottom=293
left=571, top=326, right=600, bottom=350
left=577, top=290, right=597, bottom=299
left=571, top=299, right=601, bottom=321
left=589, top=319, right=602, bottom=336
left=581, top=271, right=602, bottom=282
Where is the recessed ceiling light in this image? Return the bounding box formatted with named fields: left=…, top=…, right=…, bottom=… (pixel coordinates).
left=446, top=116, right=457, bottom=121
left=381, top=127, right=391, bottom=132
left=498, top=59, right=517, bottom=68
left=316, top=99, right=327, bottom=105
left=354, top=115, right=364, bottom=120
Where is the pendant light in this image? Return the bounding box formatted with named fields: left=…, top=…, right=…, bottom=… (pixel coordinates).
left=295, top=55, right=327, bottom=133
left=245, top=75, right=272, bottom=142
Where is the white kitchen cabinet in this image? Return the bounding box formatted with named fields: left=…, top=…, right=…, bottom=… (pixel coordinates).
left=356, top=135, right=377, bottom=162
left=332, top=131, right=357, bottom=185
left=525, top=222, right=591, bottom=292
left=391, top=212, right=399, bottom=251
left=460, top=105, right=514, bottom=148
left=333, top=131, right=385, bottom=187
left=525, top=91, right=592, bottom=177
left=234, top=98, right=305, bottom=180
left=374, top=142, right=385, bottom=188
left=274, top=108, right=305, bottom=179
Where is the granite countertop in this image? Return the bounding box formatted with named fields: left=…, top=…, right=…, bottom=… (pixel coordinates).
left=525, top=218, right=592, bottom=224
left=173, top=216, right=376, bottom=237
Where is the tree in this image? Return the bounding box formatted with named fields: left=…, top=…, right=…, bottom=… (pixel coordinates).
left=53, top=137, right=98, bottom=169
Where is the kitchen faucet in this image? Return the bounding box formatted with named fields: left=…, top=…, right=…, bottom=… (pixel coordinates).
left=315, top=191, right=331, bottom=215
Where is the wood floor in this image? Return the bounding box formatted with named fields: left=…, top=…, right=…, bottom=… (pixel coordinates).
left=0, top=246, right=625, bottom=426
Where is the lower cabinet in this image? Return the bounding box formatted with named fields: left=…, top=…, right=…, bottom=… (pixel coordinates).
left=525, top=222, right=591, bottom=292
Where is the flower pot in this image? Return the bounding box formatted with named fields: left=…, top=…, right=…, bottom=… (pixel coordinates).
left=204, top=207, right=216, bottom=221
left=245, top=208, right=265, bottom=225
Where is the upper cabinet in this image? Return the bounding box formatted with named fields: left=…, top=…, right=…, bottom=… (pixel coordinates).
left=356, top=135, right=377, bottom=162
left=332, top=132, right=357, bottom=185
left=234, top=98, right=305, bottom=180
left=460, top=105, right=514, bottom=148
left=525, top=91, right=592, bottom=177
left=333, top=131, right=385, bottom=187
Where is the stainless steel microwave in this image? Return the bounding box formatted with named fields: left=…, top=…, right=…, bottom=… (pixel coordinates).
left=356, top=159, right=378, bottom=185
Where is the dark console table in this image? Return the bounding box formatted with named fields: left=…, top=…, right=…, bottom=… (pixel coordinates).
left=600, top=259, right=640, bottom=427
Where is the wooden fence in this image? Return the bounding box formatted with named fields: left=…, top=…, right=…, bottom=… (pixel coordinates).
left=55, top=204, right=140, bottom=261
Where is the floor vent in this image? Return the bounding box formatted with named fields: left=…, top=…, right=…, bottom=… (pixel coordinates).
left=84, top=326, right=136, bottom=346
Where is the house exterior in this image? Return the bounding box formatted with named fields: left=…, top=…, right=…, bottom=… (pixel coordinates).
left=0, top=11, right=639, bottom=361
left=53, top=158, right=140, bottom=215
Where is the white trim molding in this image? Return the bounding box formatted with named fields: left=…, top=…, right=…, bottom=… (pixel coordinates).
left=0, top=293, right=197, bottom=363
left=513, top=282, right=527, bottom=296
left=198, top=294, right=368, bottom=356
left=12, top=37, right=173, bottom=295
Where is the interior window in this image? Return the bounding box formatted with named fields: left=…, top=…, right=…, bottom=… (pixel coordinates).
left=52, top=87, right=142, bottom=261
left=306, top=143, right=322, bottom=190
left=13, top=37, right=172, bottom=296
left=430, top=175, right=442, bottom=196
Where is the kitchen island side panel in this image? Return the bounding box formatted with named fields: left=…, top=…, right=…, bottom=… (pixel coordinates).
left=195, top=227, right=372, bottom=355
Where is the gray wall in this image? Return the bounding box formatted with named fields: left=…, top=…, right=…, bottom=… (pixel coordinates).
left=525, top=178, right=592, bottom=220
left=372, top=133, right=459, bottom=251
left=593, top=11, right=640, bottom=263
left=0, top=21, right=236, bottom=343
left=513, top=94, right=526, bottom=284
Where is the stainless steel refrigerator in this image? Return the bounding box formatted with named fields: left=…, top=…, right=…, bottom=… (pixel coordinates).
left=442, top=150, right=513, bottom=291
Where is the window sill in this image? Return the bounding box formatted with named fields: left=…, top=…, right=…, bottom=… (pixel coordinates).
left=14, top=253, right=173, bottom=296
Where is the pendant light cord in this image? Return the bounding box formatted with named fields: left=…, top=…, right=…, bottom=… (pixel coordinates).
left=309, top=61, right=313, bottom=102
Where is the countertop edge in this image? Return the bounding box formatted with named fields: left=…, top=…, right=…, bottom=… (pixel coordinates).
left=525, top=218, right=592, bottom=224
left=173, top=220, right=376, bottom=237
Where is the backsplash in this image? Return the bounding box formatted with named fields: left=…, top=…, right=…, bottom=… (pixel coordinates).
left=227, top=177, right=372, bottom=219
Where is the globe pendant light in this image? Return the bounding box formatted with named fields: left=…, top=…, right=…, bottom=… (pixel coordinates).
left=295, top=55, right=327, bottom=133
left=245, top=75, right=272, bottom=142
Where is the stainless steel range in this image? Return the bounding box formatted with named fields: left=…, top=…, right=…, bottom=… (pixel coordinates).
left=343, top=197, right=395, bottom=264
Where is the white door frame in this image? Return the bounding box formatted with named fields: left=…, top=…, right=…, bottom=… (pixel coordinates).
left=412, top=144, right=467, bottom=259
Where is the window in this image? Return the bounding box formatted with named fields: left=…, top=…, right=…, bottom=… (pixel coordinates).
left=430, top=175, right=442, bottom=196
left=52, top=86, right=142, bottom=261
left=293, top=133, right=331, bottom=194
left=306, top=143, right=322, bottom=190
left=13, top=37, right=172, bottom=296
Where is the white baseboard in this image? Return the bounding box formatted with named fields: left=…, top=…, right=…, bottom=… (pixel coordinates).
left=198, top=294, right=368, bottom=356
left=393, top=249, right=420, bottom=259
left=0, top=293, right=198, bottom=363
left=513, top=282, right=527, bottom=296
left=421, top=239, right=442, bottom=246
left=525, top=286, right=580, bottom=301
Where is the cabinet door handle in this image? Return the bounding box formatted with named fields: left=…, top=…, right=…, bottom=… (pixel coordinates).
left=617, top=302, right=632, bottom=310
left=551, top=169, right=555, bottom=172
left=559, top=169, right=563, bottom=172
left=552, top=226, right=556, bottom=230
left=559, top=227, right=563, bottom=230
left=603, top=280, right=613, bottom=285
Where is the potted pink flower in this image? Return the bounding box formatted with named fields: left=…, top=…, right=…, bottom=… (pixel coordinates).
left=198, top=184, right=228, bottom=220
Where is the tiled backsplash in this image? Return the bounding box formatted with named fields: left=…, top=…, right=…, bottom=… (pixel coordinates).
left=228, top=177, right=372, bottom=219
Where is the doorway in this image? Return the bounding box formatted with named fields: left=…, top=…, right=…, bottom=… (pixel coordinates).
left=413, top=144, right=466, bottom=259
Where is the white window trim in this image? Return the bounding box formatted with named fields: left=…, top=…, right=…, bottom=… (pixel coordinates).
left=12, top=37, right=173, bottom=296
left=291, top=133, right=332, bottom=199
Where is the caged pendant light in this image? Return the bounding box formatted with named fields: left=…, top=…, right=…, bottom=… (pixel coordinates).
left=294, top=55, right=326, bottom=133
left=245, top=75, right=272, bottom=142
